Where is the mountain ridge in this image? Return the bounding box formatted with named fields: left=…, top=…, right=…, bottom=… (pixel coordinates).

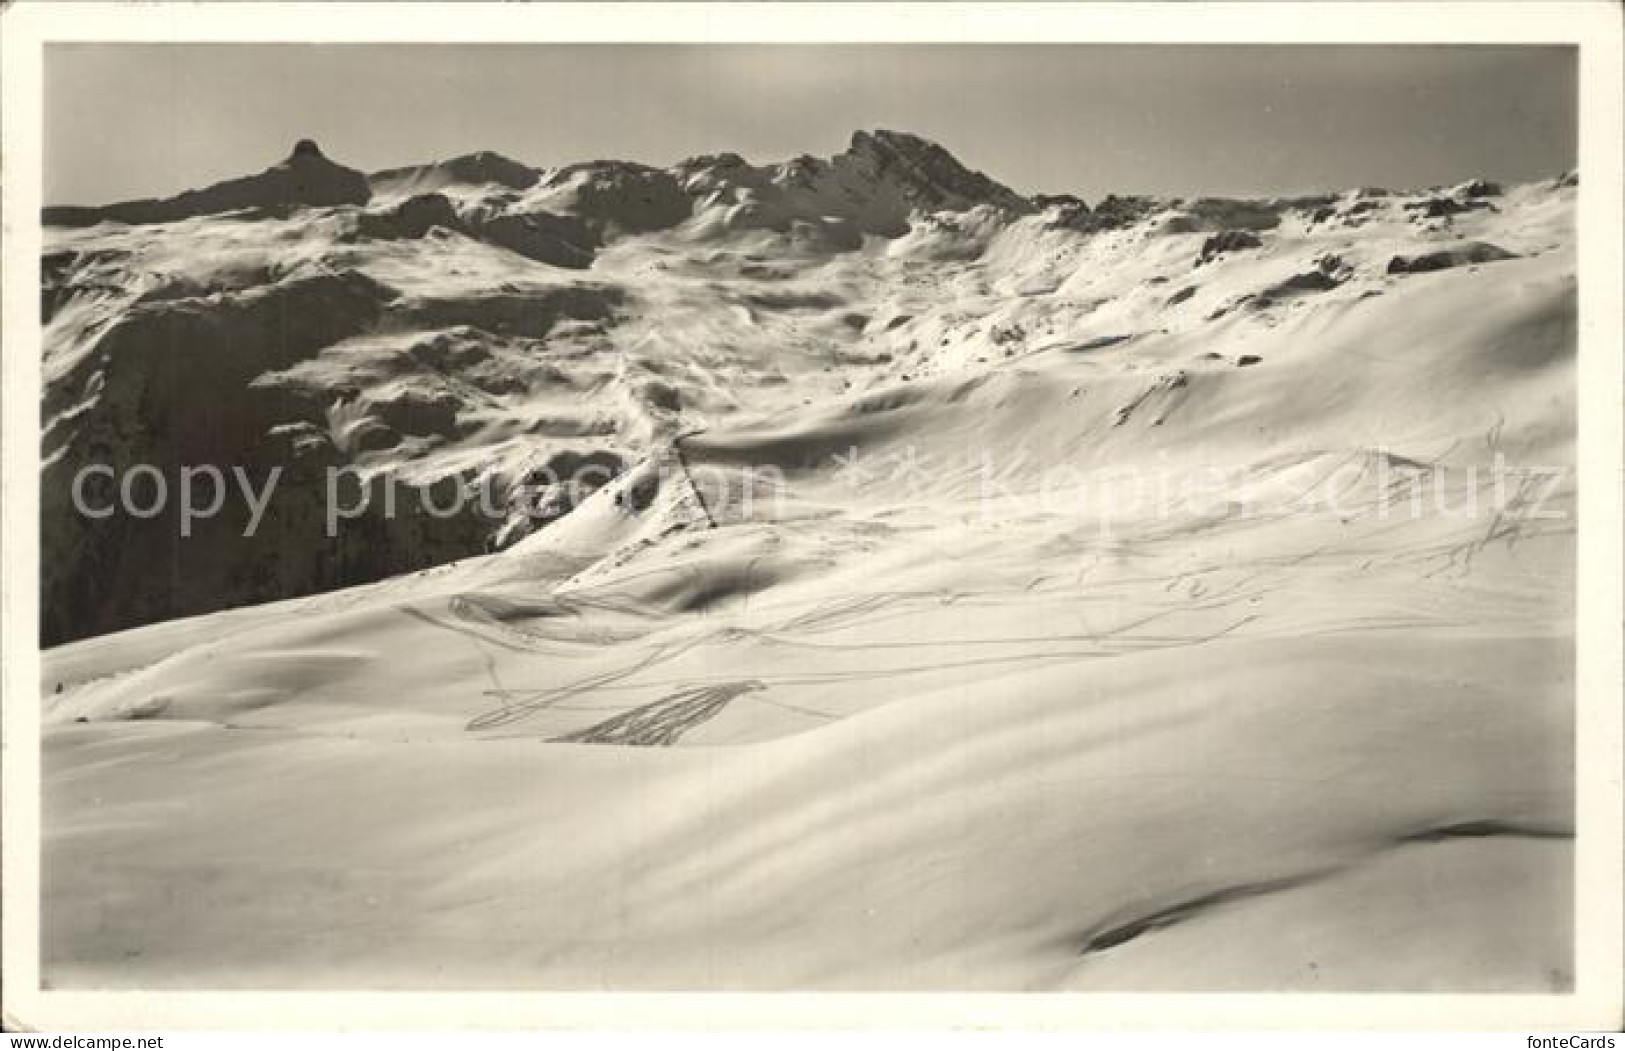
left=37, top=126, right=1580, bottom=994
left=39, top=131, right=1574, bottom=644
left=44, top=129, right=1035, bottom=229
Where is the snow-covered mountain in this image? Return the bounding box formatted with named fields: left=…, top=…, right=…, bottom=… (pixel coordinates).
left=40, top=132, right=1577, bottom=990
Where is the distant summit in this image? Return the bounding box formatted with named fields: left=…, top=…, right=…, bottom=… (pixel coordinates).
left=44, top=139, right=371, bottom=227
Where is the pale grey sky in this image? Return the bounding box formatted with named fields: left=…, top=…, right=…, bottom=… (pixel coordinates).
left=45, top=44, right=1576, bottom=206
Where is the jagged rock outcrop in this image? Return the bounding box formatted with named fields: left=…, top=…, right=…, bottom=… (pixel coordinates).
left=1082, top=194, right=1161, bottom=231
left=1162, top=197, right=1288, bottom=235
left=469, top=208, right=599, bottom=268
left=37, top=251, right=623, bottom=643
left=356, top=192, right=462, bottom=240
left=1454, top=178, right=1503, bottom=199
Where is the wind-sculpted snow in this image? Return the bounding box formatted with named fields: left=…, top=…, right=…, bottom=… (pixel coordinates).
left=39, top=134, right=1576, bottom=990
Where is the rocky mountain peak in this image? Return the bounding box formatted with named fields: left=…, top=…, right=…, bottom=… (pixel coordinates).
left=47, top=142, right=371, bottom=227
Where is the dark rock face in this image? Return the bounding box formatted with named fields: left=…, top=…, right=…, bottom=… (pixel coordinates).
left=400, top=284, right=624, bottom=340
left=668, top=130, right=1035, bottom=244
left=473, top=209, right=599, bottom=268
left=1246, top=255, right=1352, bottom=310
left=45, top=132, right=1551, bottom=647
left=37, top=260, right=625, bottom=645
left=494, top=448, right=630, bottom=548
left=40, top=270, right=397, bottom=644
left=45, top=141, right=372, bottom=227
left=1408, top=197, right=1469, bottom=219
left=1084, top=195, right=1160, bottom=232
left=353, top=184, right=602, bottom=269
left=387, top=192, right=459, bottom=237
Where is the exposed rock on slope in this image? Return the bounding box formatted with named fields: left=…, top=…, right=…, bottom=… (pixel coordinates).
left=43, top=140, right=371, bottom=227
left=39, top=228, right=622, bottom=642
left=40, top=137, right=1571, bottom=649
left=1197, top=229, right=1263, bottom=265
left=1388, top=241, right=1519, bottom=274
left=356, top=192, right=462, bottom=240
left=37, top=133, right=1578, bottom=992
